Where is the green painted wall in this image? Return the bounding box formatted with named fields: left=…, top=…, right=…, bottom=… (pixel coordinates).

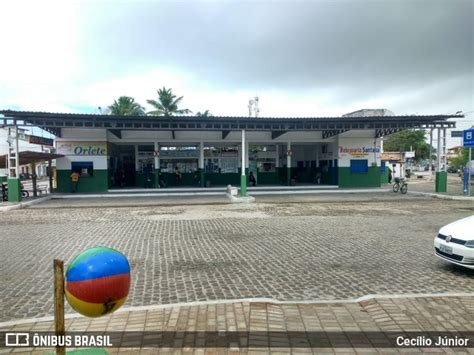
left=0, top=176, right=7, bottom=183
left=256, top=172, right=280, bottom=185
left=135, top=172, right=157, bottom=188
left=338, top=166, right=381, bottom=188
left=56, top=169, right=109, bottom=193
left=204, top=173, right=240, bottom=186
left=380, top=169, right=389, bottom=184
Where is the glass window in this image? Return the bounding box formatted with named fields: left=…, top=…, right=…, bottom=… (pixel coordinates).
left=350, top=159, right=368, bottom=173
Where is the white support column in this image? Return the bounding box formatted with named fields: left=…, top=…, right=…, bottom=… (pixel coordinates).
left=154, top=142, right=160, bottom=170
left=14, top=125, right=19, bottom=177
left=436, top=128, right=441, bottom=172
left=240, top=129, right=247, bottom=196
left=241, top=130, right=246, bottom=175
left=316, top=144, right=320, bottom=168
left=245, top=141, right=249, bottom=169
left=429, top=128, right=433, bottom=179
left=442, top=128, right=447, bottom=171
left=275, top=144, right=280, bottom=168
left=286, top=141, right=291, bottom=185
left=134, top=144, right=139, bottom=172
left=199, top=141, right=204, bottom=169
left=286, top=141, right=291, bottom=168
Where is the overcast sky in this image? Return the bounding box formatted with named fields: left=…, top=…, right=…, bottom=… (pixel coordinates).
left=0, top=0, right=472, bottom=145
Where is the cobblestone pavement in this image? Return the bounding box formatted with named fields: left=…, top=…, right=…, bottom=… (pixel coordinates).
left=1, top=196, right=474, bottom=322
left=1, top=296, right=473, bottom=353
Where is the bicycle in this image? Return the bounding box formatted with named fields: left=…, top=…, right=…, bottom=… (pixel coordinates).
left=393, top=177, right=408, bottom=194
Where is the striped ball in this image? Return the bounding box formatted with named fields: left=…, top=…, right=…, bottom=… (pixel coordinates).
left=65, top=247, right=131, bottom=318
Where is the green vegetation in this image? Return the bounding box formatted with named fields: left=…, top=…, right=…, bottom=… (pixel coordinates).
left=196, top=110, right=212, bottom=117
left=108, top=96, right=145, bottom=116
left=147, top=87, right=192, bottom=116
left=384, top=130, right=432, bottom=163
left=449, top=147, right=470, bottom=169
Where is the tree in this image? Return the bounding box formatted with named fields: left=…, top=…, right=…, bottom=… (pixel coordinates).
left=449, top=148, right=470, bottom=169
left=147, top=87, right=192, bottom=116
left=383, top=130, right=432, bottom=163
left=196, top=110, right=212, bottom=117
left=108, top=96, right=145, bottom=116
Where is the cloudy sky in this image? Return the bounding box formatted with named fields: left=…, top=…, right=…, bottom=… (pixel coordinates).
left=0, top=0, right=472, bottom=144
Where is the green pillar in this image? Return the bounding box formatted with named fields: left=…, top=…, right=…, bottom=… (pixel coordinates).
left=8, top=178, right=21, bottom=203
left=287, top=167, right=291, bottom=186
left=200, top=168, right=205, bottom=188
left=154, top=169, right=160, bottom=188
left=240, top=174, right=247, bottom=196
left=435, top=171, right=447, bottom=193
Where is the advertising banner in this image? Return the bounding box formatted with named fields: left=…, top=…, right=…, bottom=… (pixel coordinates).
left=57, top=142, right=108, bottom=156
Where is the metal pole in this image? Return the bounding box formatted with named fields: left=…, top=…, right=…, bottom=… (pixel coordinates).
left=469, top=147, right=472, bottom=196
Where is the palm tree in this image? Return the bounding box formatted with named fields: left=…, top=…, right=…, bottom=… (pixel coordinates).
left=196, top=110, right=212, bottom=117
left=147, top=87, right=192, bottom=116
left=108, top=96, right=145, bottom=116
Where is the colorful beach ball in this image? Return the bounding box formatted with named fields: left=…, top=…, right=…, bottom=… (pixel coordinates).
left=65, top=247, right=131, bottom=318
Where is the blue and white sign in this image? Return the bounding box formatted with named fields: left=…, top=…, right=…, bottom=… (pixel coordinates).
left=463, top=129, right=474, bottom=147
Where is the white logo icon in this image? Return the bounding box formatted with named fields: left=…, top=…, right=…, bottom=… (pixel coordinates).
left=467, top=132, right=472, bottom=140
left=5, top=333, right=29, bottom=347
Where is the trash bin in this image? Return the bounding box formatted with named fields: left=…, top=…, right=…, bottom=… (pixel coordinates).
left=206, top=181, right=211, bottom=187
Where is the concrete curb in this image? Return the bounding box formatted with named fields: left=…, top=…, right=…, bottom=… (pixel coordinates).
left=51, top=189, right=392, bottom=199
left=408, top=191, right=474, bottom=201
left=0, top=195, right=52, bottom=212
left=1, top=292, right=474, bottom=328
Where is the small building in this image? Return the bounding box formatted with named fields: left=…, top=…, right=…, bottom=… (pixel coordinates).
left=0, top=127, right=54, bottom=180
left=0, top=110, right=457, bottom=193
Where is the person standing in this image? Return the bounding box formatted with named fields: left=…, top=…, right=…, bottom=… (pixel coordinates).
left=70, top=171, right=80, bottom=193
left=174, top=166, right=182, bottom=185
left=249, top=171, right=257, bottom=186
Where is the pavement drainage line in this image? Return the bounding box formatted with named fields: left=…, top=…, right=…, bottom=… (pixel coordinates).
left=2, top=292, right=474, bottom=328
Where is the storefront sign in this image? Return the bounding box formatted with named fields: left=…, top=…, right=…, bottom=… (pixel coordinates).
left=28, top=135, right=54, bottom=146
left=57, top=142, right=108, bottom=155
left=159, top=150, right=198, bottom=158
left=339, top=146, right=380, bottom=157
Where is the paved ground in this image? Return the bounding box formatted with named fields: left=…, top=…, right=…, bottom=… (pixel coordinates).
left=1, top=193, right=473, bottom=323
left=1, top=296, right=473, bottom=353
left=407, top=173, right=469, bottom=196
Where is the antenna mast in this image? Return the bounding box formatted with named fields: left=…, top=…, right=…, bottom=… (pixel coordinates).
left=248, top=95, right=260, bottom=118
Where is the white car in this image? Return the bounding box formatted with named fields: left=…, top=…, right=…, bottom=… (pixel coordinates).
left=434, top=215, right=474, bottom=269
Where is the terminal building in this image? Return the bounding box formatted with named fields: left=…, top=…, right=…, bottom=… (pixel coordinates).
left=0, top=110, right=457, bottom=195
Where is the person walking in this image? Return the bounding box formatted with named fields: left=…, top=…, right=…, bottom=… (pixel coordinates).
left=70, top=171, right=80, bottom=193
